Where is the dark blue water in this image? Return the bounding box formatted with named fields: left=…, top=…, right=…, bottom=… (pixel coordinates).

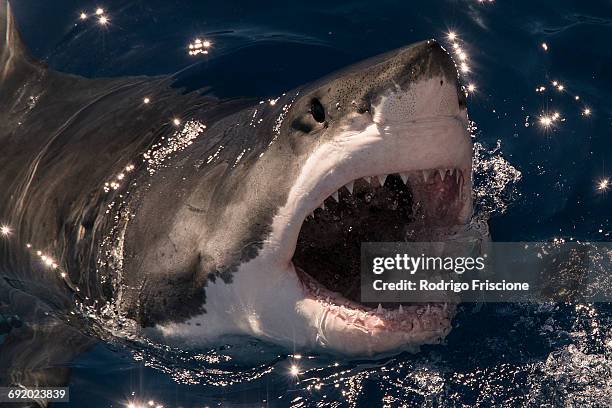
left=6, top=1, right=612, bottom=406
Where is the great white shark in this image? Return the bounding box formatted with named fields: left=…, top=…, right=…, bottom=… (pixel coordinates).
left=0, top=0, right=473, bottom=362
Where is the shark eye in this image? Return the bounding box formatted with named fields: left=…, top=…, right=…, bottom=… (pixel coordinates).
left=310, top=98, right=326, bottom=123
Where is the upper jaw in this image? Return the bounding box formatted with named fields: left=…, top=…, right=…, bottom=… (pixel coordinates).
left=271, top=115, right=471, bottom=266
left=293, top=118, right=470, bottom=236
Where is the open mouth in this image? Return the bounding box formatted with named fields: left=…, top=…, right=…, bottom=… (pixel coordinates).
left=291, top=167, right=469, bottom=334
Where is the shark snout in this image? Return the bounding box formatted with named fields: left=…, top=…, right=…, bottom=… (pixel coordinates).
left=420, top=40, right=468, bottom=110
left=368, top=39, right=466, bottom=126
left=391, top=39, right=460, bottom=89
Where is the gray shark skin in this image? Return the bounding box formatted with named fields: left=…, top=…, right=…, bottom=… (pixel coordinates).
left=0, top=0, right=473, bottom=359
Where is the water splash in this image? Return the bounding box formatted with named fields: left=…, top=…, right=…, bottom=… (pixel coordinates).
left=472, top=139, right=522, bottom=216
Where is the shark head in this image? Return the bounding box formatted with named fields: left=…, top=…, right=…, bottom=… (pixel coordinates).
left=130, top=39, right=472, bottom=355
left=0, top=0, right=467, bottom=355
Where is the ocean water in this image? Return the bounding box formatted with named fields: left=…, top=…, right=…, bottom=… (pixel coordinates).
left=4, top=0, right=612, bottom=406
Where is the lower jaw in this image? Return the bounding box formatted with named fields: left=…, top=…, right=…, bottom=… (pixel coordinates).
left=294, top=266, right=456, bottom=353
left=296, top=299, right=455, bottom=355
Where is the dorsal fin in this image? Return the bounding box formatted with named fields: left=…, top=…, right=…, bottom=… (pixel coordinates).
left=1, top=0, right=38, bottom=81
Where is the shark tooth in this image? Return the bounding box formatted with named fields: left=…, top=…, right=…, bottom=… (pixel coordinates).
left=377, top=303, right=383, bottom=314
left=377, top=174, right=388, bottom=186
left=400, top=173, right=409, bottom=184
left=364, top=176, right=372, bottom=184
left=345, top=181, right=354, bottom=194
left=438, top=169, right=446, bottom=181
left=398, top=304, right=403, bottom=313
left=331, top=191, right=339, bottom=202
left=422, top=170, right=431, bottom=182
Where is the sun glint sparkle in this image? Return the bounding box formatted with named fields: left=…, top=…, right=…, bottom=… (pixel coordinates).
left=289, top=364, right=300, bottom=376
left=539, top=116, right=552, bottom=127
left=188, top=38, right=212, bottom=56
